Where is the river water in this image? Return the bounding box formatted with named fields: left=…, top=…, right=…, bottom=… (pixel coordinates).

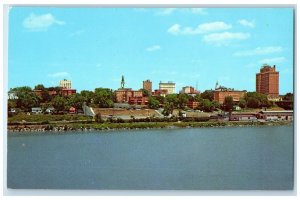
left=7, top=125, right=294, bottom=190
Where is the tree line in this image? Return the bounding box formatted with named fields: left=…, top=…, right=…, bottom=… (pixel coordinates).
left=8, top=84, right=293, bottom=114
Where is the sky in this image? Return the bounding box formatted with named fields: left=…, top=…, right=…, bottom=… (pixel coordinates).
left=7, top=7, right=294, bottom=94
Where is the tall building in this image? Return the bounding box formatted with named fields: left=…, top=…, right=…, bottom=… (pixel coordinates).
left=143, top=80, right=152, bottom=92
left=159, top=81, right=176, bottom=94
left=59, top=79, right=72, bottom=89
left=256, top=64, right=279, bottom=98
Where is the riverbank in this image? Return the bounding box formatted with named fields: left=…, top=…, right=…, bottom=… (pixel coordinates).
left=7, top=120, right=293, bottom=133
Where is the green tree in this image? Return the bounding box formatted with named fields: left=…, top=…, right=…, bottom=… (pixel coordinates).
left=238, top=98, right=247, bottom=108
left=244, top=92, right=270, bottom=108
left=51, top=96, right=67, bottom=111
left=283, top=93, right=293, bottom=101
left=148, top=96, right=160, bottom=109
left=10, top=87, right=39, bottom=111
left=223, top=96, right=234, bottom=112
left=201, top=99, right=213, bottom=112
left=68, top=93, right=85, bottom=110
left=162, top=102, right=174, bottom=116
left=247, top=97, right=260, bottom=108
left=94, top=88, right=114, bottom=108
left=212, top=101, right=221, bottom=110
left=194, top=94, right=203, bottom=102
left=201, top=91, right=214, bottom=101
left=80, top=90, right=94, bottom=104
left=140, top=89, right=151, bottom=97
left=177, top=93, right=189, bottom=109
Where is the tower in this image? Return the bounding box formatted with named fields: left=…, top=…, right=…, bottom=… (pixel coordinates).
left=121, top=75, right=125, bottom=89
left=256, top=64, right=279, bottom=98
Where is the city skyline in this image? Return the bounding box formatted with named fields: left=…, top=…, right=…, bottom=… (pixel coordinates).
left=8, top=7, right=294, bottom=94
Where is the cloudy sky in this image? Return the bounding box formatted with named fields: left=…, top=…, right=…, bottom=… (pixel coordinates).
left=8, top=7, right=294, bottom=94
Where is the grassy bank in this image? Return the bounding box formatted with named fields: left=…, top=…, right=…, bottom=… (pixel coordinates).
left=8, top=113, right=93, bottom=124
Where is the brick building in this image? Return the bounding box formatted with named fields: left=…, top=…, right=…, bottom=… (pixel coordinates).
left=256, top=64, right=279, bottom=98
left=180, top=86, right=200, bottom=95
left=34, top=88, right=76, bottom=97
left=115, top=88, right=143, bottom=103
left=128, top=96, right=149, bottom=105
left=211, top=86, right=246, bottom=103
left=143, top=80, right=152, bottom=93
left=152, top=89, right=168, bottom=97
left=187, top=101, right=200, bottom=109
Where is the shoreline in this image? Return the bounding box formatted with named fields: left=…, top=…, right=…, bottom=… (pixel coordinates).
left=7, top=120, right=293, bottom=134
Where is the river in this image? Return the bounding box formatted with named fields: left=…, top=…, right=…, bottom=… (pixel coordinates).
left=7, top=125, right=294, bottom=190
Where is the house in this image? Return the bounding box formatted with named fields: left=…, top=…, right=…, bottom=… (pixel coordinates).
left=69, top=107, right=77, bottom=114
left=256, top=110, right=293, bottom=121
left=32, top=107, right=42, bottom=114
left=45, top=107, right=55, bottom=114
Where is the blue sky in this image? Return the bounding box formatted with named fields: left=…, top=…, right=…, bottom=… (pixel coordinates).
left=8, top=7, right=294, bottom=94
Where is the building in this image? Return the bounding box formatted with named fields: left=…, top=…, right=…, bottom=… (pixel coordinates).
left=34, top=88, right=76, bottom=97
left=8, top=91, right=18, bottom=100
left=187, top=101, right=200, bottom=109
left=115, top=88, right=143, bottom=103
left=31, top=107, right=42, bottom=114
left=180, top=86, right=200, bottom=95
left=256, top=110, right=293, bottom=121
left=128, top=96, right=149, bottom=105
left=256, top=64, right=279, bottom=98
left=159, top=81, right=176, bottom=94
left=143, top=80, right=152, bottom=93
left=59, top=79, right=72, bottom=89
left=152, top=89, right=168, bottom=97
left=229, top=113, right=257, bottom=121
left=61, top=88, right=76, bottom=96
left=211, top=85, right=246, bottom=103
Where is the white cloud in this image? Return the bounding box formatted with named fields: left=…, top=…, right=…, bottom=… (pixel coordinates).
left=48, top=72, right=70, bottom=78
left=23, top=13, right=65, bottom=31
left=156, top=8, right=207, bottom=16
left=146, top=45, right=161, bottom=52
left=234, top=46, right=283, bottom=56
left=238, top=19, right=255, bottom=28
left=168, top=21, right=232, bottom=35
left=259, top=57, right=286, bottom=64
left=203, top=32, right=250, bottom=46
left=156, top=8, right=177, bottom=16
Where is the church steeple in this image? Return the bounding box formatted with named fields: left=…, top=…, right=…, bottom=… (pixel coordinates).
left=121, top=75, right=125, bottom=88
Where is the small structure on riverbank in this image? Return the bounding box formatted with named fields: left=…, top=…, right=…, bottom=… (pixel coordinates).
left=257, top=110, right=293, bottom=121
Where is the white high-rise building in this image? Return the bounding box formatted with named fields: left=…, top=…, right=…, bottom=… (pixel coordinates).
left=159, top=81, right=176, bottom=94
left=59, top=79, right=72, bottom=89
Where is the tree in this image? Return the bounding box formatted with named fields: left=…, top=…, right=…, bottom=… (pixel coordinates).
left=201, top=99, right=213, bottom=112
left=194, top=94, right=203, bottom=102
left=68, top=93, right=85, bottom=110
left=238, top=99, right=246, bottom=108
left=283, top=93, right=293, bottom=101
left=247, top=97, right=260, bottom=108
left=80, top=90, right=94, bottom=104
left=148, top=96, right=160, bottom=109
left=244, top=92, right=270, bottom=108
left=177, top=93, right=189, bottom=109
left=34, top=84, right=46, bottom=90
left=201, top=91, right=214, bottom=101
left=10, top=87, right=39, bottom=111
left=140, top=89, right=151, bottom=97
left=162, top=102, right=174, bottom=116
left=94, top=88, right=114, bottom=108
left=51, top=96, right=67, bottom=112
left=223, top=96, right=234, bottom=112
left=212, top=101, right=221, bottom=110
left=165, top=94, right=178, bottom=108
